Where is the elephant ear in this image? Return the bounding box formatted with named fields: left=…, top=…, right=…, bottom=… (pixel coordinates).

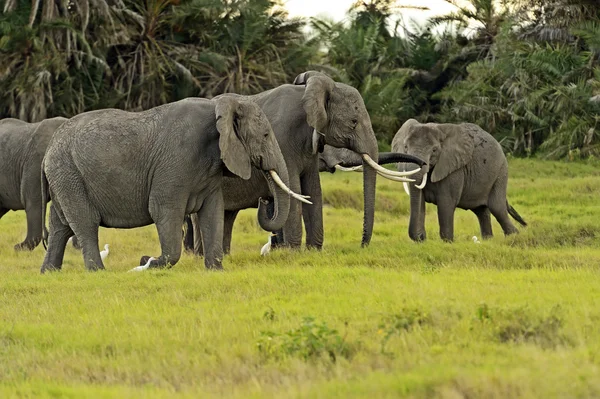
left=431, top=124, right=474, bottom=183
left=295, top=72, right=335, bottom=132
left=214, top=97, right=252, bottom=180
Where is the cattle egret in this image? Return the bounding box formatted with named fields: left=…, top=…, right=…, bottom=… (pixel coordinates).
left=261, top=234, right=274, bottom=256
left=472, top=236, right=481, bottom=244
left=100, top=244, right=109, bottom=260
left=129, top=257, right=156, bottom=272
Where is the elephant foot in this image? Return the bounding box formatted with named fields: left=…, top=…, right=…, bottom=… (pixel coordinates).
left=40, top=264, right=62, bottom=274
left=14, top=240, right=38, bottom=251
left=206, top=265, right=224, bottom=271
left=85, top=264, right=105, bottom=272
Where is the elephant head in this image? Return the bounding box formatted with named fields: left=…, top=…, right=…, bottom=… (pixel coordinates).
left=215, top=97, right=306, bottom=232
left=392, top=119, right=474, bottom=241
left=294, top=71, right=423, bottom=246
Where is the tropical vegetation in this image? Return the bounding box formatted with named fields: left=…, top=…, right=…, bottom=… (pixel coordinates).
left=1, top=0, right=599, bottom=158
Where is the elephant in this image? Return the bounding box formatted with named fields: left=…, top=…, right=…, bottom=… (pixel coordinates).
left=183, top=71, right=424, bottom=256
left=389, top=119, right=527, bottom=242
left=0, top=117, right=67, bottom=250
left=40, top=96, right=303, bottom=272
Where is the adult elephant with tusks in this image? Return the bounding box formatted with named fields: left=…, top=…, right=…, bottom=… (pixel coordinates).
left=0, top=117, right=67, bottom=250
left=336, top=119, right=527, bottom=241
left=184, top=71, right=425, bottom=256
left=40, top=96, right=301, bottom=272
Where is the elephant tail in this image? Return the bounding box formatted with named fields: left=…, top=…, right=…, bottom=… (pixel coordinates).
left=41, top=164, right=49, bottom=250
left=507, top=202, right=527, bottom=227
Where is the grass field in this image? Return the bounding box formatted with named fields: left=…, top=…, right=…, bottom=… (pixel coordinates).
left=1, top=158, right=600, bottom=398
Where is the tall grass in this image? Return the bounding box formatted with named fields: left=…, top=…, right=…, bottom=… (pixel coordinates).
left=0, top=159, right=599, bottom=398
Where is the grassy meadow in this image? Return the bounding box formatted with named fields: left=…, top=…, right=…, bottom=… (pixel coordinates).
left=1, top=158, right=600, bottom=398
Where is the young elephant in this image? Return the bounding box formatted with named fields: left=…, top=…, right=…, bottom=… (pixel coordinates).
left=392, top=119, right=526, bottom=242
left=0, top=117, right=67, bottom=250
left=40, top=97, right=301, bottom=272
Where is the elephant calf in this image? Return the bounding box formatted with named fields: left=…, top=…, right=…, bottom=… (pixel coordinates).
left=40, top=97, right=302, bottom=272
left=392, top=119, right=527, bottom=242
left=0, top=117, right=67, bottom=250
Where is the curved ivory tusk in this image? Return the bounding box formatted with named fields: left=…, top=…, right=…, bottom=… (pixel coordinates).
left=377, top=172, right=415, bottom=183
left=334, top=164, right=414, bottom=182
left=362, top=154, right=420, bottom=177
left=415, top=172, right=428, bottom=189
left=335, top=164, right=363, bottom=172
left=403, top=182, right=410, bottom=195
left=269, top=170, right=313, bottom=205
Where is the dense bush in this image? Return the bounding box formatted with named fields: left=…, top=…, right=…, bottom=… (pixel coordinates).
left=1, top=0, right=598, bottom=158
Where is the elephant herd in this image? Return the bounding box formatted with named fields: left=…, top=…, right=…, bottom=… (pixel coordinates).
left=0, top=71, right=526, bottom=273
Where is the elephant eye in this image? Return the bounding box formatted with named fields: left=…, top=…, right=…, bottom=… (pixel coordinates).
left=351, top=119, right=358, bottom=129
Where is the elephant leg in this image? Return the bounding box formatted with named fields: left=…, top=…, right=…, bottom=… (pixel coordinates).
left=197, top=189, right=224, bottom=270
left=147, top=204, right=185, bottom=269
left=190, top=213, right=204, bottom=257
left=15, top=199, right=43, bottom=251
left=488, top=179, right=518, bottom=236
left=472, top=206, right=493, bottom=239
left=282, top=173, right=303, bottom=248
left=436, top=199, right=456, bottom=242
left=183, top=215, right=195, bottom=253
left=222, top=210, right=239, bottom=255
left=40, top=204, right=74, bottom=273
left=73, top=221, right=104, bottom=271
left=301, top=169, right=323, bottom=250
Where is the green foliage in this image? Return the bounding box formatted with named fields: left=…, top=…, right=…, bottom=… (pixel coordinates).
left=2, top=0, right=600, bottom=157
left=476, top=303, right=569, bottom=348
left=379, top=308, right=430, bottom=355
left=257, top=317, right=353, bottom=363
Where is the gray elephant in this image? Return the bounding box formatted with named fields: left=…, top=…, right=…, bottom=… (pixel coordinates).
left=0, top=117, right=67, bottom=250
left=391, top=119, right=526, bottom=242
left=40, top=96, right=302, bottom=272
left=184, top=71, right=422, bottom=256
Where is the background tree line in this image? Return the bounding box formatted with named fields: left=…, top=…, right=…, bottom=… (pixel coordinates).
left=1, top=0, right=599, bottom=159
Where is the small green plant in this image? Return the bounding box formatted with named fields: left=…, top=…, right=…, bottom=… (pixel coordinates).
left=257, top=317, right=352, bottom=363
left=475, top=304, right=569, bottom=348
left=263, top=307, right=276, bottom=321
left=379, top=308, right=429, bottom=355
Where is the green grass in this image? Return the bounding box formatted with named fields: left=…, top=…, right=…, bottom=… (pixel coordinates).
left=1, top=158, right=600, bottom=398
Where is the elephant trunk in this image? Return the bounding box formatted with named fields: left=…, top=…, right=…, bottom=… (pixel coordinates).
left=407, top=164, right=429, bottom=241
left=257, top=161, right=291, bottom=232
left=356, top=137, right=379, bottom=247
left=375, top=152, right=427, bottom=167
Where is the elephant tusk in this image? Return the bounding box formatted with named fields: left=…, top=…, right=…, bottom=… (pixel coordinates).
left=335, top=163, right=415, bottom=182
left=403, top=182, right=410, bottom=195
left=269, top=170, right=313, bottom=205
left=362, top=154, right=420, bottom=177
left=335, top=164, right=363, bottom=172
left=376, top=172, right=415, bottom=183
left=415, top=172, right=428, bottom=189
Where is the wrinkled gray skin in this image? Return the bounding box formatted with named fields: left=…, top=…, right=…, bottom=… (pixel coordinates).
left=40, top=97, right=291, bottom=272
left=0, top=117, right=67, bottom=250
left=393, top=119, right=526, bottom=242
left=188, top=71, right=382, bottom=255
